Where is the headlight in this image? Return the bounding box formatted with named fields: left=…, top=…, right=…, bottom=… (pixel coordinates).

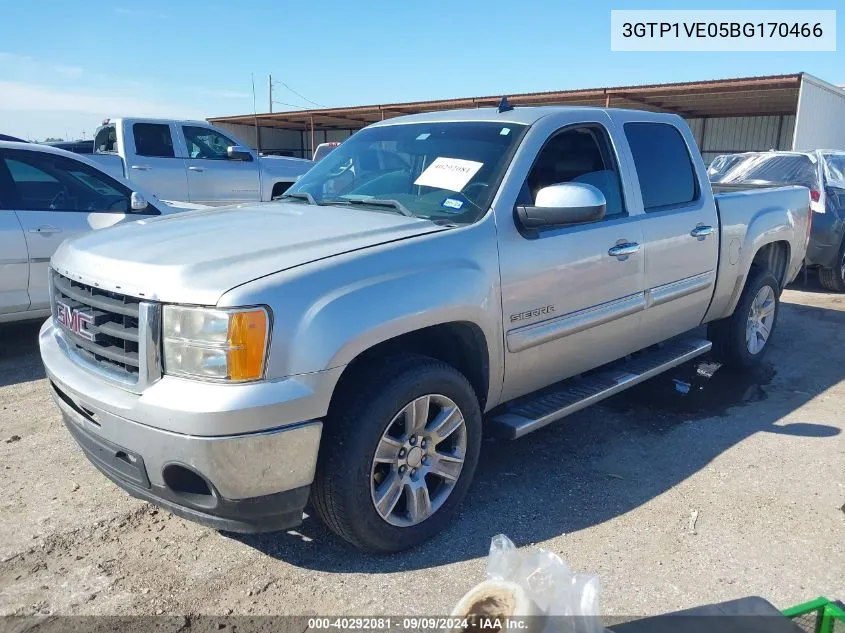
left=162, top=306, right=269, bottom=382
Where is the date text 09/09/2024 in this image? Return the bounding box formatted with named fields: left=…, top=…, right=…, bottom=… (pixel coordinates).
left=622, top=22, right=824, bottom=39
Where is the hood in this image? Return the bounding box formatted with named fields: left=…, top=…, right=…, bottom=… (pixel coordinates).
left=51, top=201, right=444, bottom=305
left=158, top=199, right=213, bottom=214
left=259, top=155, right=314, bottom=179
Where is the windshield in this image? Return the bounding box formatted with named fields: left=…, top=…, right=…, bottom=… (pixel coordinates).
left=285, top=121, right=527, bottom=223
left=822, top=153, right=845, bottom=187
left=712, top=153, right=819, bottom=189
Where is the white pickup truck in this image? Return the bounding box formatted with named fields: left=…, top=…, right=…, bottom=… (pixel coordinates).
left=90, top=118, right=313, bottom=205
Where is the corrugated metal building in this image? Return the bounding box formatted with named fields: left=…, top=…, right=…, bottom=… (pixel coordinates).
left=208, top=72, right=845, bottom=164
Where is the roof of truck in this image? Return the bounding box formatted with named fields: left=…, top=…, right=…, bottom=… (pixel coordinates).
left=368, top=106, right=674, bottom=128
left=100, top=118, right=215, bottom=127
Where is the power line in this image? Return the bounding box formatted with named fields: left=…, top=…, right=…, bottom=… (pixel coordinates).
left=269, top=75, right=325, bottom=109
left=272, top=100, right=308, bottom=110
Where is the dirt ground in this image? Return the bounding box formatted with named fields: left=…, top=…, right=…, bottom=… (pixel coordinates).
left=1, top=283, right=843, bottom=622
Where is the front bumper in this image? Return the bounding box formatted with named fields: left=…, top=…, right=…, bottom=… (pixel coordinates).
left=41, top=320, right=330, bottom=533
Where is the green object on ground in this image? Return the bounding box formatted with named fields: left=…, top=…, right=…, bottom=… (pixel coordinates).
left=783, top=597, right=845, bottom=633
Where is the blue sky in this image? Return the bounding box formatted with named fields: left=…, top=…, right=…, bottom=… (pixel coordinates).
left=1, top=0, right=841, bottom=139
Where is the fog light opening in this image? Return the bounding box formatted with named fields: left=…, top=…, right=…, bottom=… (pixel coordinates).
left=162, top=464, right=212, bottom=497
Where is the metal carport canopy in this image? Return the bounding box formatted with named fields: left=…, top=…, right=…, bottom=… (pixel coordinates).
left=208, top=73, right=803, bottom=132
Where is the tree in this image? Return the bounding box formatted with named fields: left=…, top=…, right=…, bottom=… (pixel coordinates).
left=42, top=137, right=64, bottom=142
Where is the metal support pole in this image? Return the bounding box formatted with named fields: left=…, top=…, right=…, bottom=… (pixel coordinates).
left=310, top=115, right=315, bottom=160
left=269, top=75, right=273, bottom=113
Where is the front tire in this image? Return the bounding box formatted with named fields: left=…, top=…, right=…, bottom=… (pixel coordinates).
left=708, top=267, right=780, bottom=368
left=311, top=355, right=482, bottom=553
left=818, top=239, right=845, bottom=292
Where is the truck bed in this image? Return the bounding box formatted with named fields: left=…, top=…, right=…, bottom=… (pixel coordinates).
left=704, top=185, right=811, bottom=323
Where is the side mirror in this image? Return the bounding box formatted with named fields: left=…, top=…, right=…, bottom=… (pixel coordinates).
left=227, top=145, right=253, bottom=161
left=516, top=183, right=606, bottom=229
left=130, top=191, right=148, bottom=212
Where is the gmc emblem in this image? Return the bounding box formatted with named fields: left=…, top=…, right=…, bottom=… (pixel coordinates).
left=56, top=301, right=95, bottom=341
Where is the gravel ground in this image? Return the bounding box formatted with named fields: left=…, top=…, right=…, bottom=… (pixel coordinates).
left=0, top=284, right=843, bottom=621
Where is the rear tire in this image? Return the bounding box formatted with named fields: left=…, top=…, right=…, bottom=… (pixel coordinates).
left=311, top=354, right=482, bottom=553
left=708, top=267, right=780, bottom=368
left=818, top=239, right=845, bottom=293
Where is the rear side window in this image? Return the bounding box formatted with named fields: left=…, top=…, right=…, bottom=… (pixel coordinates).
left=624, top=122, right=697, bottom=211
left=94, top=125, right=117, bottom=153
left=133, top=123, right=175, bottom=158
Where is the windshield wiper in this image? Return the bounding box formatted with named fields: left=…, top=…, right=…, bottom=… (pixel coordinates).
left=277, top=191, right=317, bottom=204
left=325, top=197, right=415, bottom=217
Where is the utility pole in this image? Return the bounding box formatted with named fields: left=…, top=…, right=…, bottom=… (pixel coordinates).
left=269, top=74, right=273, bottom=113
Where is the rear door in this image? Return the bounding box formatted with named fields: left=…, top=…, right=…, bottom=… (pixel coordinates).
left=0, top=160, right=29, bottom=314
left=180, top=124, right=260, bottom=205
left=2, top=148, right=160, bottom=311
left=124, top=121, right=189, bottom=201
left=611, top=116, right=719, bottom=347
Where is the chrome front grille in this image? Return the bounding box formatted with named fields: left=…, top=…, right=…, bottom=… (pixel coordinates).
left=51, top=271, right=143, bottom=379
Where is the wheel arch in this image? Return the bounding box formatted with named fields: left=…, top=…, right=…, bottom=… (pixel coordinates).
left=328, top=322, right=491, bottom=416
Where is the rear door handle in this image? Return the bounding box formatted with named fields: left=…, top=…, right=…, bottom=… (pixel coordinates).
left=130, top=165, right=151, bottom=171
left=29, top=225, right=62, bottom=236
left=608, top=242, right=640, bottom=258
left=188, top=166, right=204, bottom=172
left=690, top=225, right=714, bottom=238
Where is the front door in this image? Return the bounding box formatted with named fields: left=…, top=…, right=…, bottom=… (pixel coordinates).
left=1, top=148, right=160, bottom=311
left=496, top=114, right=647, bottom=402
left=181, top=125, right=260, bottom=205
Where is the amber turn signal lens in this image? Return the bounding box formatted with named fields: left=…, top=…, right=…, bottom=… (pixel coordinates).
left=226, top=309, right=268, bottom=381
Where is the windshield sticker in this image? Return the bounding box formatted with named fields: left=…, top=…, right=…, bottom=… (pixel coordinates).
left=416, top=133, right=431, bottom=140
left=500, top=127, right=511, bottom=135
left=414, top=157, right=484, bottom=192
left=442, top=197, right=464, bottom=211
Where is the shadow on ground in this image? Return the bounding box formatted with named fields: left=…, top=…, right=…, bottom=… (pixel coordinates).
left=233, top=300, right=844, bottom=572
left=0, top=319, right=46, bottom=388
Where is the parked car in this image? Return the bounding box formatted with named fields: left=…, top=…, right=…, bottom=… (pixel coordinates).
left=41, top=107, right=810, bottom=552
left=313, top=141, right=341, bottom=162
left=90, top=118, right=313, bottom=205
left=0, top=141, right=207, bottom=323
left=707, top=152, right=752, bottom=180
left=711, top=150, right=845, bottom=291
left=46, top=140, right=95, bottom=154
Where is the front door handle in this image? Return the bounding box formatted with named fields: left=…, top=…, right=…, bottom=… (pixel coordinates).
left=608, top=242, right=640, bottom=258
left=130, top=165, right=151, bottom=171
left=29, top=225, right=62, bottom=236
left=188, top=166, right=204, bottom=172
left=690, top=225, right=714, bottom=238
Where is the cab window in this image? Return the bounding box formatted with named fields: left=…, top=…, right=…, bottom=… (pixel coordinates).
left=133, top=123, right=175, bottom=158
left=183, top=126, right=238, bottom=160
left=519, top=125, right=626, bottom=218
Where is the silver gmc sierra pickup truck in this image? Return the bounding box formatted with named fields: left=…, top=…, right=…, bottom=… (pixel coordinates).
left=40, top=106, right=811, bottom=552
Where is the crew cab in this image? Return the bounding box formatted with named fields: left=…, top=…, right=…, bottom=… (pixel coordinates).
left=90, top=118, right=313, bottom=205
left=0, top=141, right=205, bottom=324
left=40, top=106, right=811, bottom=552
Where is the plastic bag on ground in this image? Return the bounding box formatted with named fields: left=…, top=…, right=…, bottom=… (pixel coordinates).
left=450, top=534, right=603, bottom=633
